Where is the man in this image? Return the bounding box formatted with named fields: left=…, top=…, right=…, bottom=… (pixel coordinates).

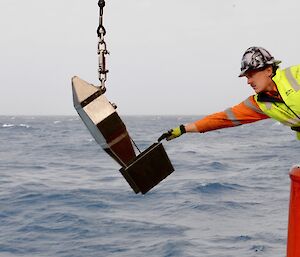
left=159, top=47, right=300, bottom=141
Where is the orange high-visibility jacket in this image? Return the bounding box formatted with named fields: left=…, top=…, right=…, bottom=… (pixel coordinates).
left=193, top=96, right=270, bottom=132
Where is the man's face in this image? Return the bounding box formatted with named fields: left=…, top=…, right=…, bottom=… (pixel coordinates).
left=245, top=67, right=273, bottom=93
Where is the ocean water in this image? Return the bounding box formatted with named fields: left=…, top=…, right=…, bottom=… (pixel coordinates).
left=0, top=115, right=299, bottom=257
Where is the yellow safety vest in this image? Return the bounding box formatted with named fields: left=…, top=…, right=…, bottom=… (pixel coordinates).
left=254, top=65, right=300, bottom=140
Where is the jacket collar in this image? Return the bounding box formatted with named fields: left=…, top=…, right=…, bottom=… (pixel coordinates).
left=257, top=68, right=284, bottom=103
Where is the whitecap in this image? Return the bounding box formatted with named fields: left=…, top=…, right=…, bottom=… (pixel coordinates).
left=2, top=124, right=14, bottom=128
left=68, top=118, right=76, bottom=121
left=19, top=124, right=30, bottom=128
left=272, top=121, right=282, bottom=127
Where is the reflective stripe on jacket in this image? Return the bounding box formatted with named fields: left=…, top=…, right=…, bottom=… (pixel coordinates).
left=194, top=96, right=269, bottom=132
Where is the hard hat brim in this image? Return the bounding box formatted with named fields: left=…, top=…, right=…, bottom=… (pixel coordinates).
left=238, top=60, right=281, bottom=77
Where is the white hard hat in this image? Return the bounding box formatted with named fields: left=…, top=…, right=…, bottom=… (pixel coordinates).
left=239, top=47, right=281, bottom=77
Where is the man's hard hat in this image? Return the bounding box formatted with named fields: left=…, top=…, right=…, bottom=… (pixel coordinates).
left=239, top=46, right=281, bottom=77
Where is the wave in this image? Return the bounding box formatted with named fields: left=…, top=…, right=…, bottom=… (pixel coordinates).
left=1, top=123, right=31, bottom=129
left=249, top=245, right=266, bottom=253
left=193, top=182, right=243, bottom=194
left=207, top=161, right=229, bottom=170
left=211, top=234, right=252, bottom=244
left=2, top=123, right=14, bottom=128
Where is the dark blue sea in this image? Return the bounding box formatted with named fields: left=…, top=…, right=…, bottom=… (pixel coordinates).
left=1, top=115, right=299, bottom=257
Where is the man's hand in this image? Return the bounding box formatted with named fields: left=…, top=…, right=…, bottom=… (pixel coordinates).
left=158, top=124, right=186, bottom=141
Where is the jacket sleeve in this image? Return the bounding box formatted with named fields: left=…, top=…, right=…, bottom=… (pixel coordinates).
left=193, top=96, right=270, bottom=133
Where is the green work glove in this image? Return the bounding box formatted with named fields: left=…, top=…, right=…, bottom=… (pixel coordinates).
left=158, top=124, right=186, bottom=141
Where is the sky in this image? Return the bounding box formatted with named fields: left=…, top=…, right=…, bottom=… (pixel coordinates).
left=0, top=0, right=299, bottom=116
